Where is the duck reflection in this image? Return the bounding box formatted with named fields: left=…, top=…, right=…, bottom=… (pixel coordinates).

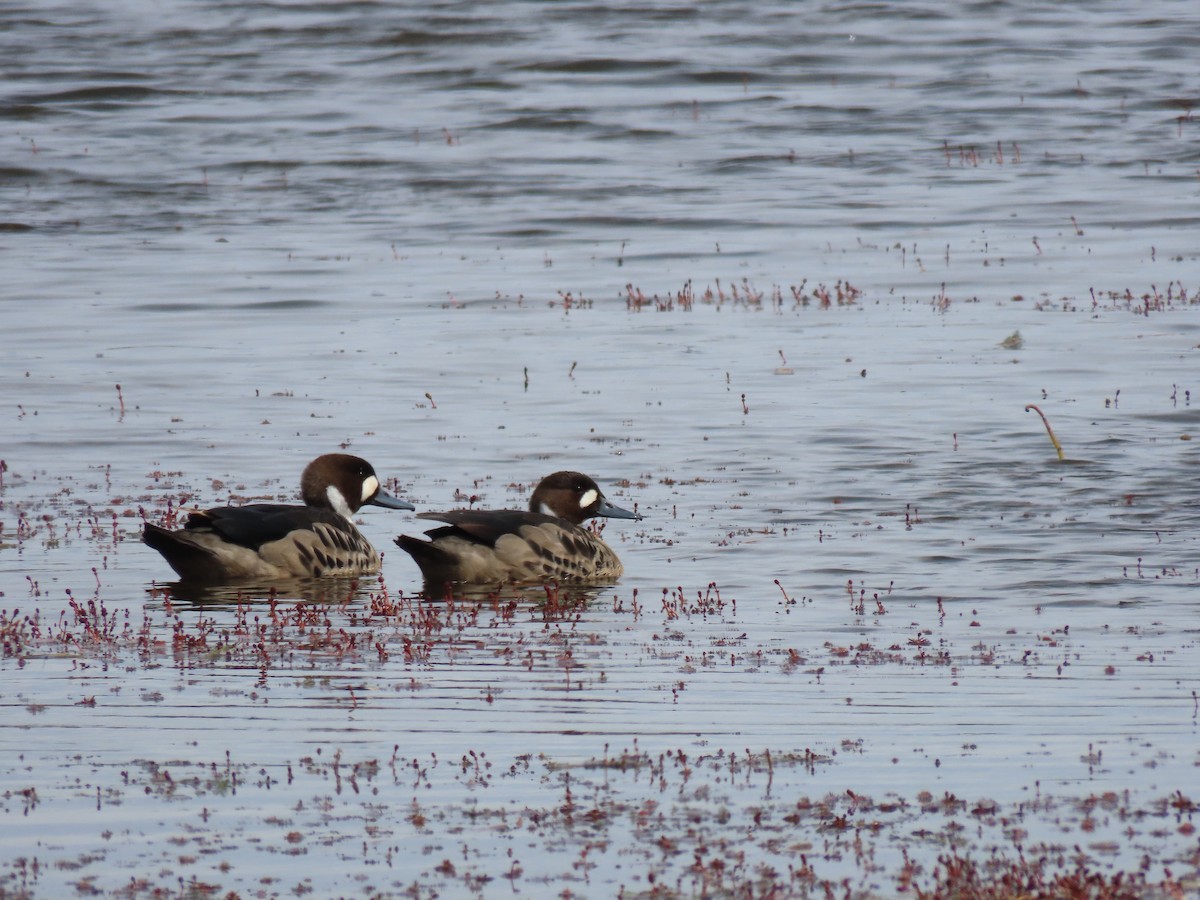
left=146, top=574, right=380, bottom=608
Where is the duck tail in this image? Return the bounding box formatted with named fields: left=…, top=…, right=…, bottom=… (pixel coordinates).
left=394, top=534, right=458, bottom=582
left=143, top=523, right=218, bottom=581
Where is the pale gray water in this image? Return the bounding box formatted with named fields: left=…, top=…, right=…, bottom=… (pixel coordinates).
left=2, top=0, right=1199, bottom=896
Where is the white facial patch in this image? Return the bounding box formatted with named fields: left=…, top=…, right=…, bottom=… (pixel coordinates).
left=539, top=501, right=557, bottom=517
left=578, top=488, right=598, bottom=510
left=361, top=475, right=380, bottom=504
left=327, top=484, right=354, bottom=519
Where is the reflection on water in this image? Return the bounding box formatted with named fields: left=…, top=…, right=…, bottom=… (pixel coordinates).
left=151, top=572, right=610, bottom=609
left=148, top=574, right=383, bottom=608
left=416, top=579, right=611, bottom=607
left=3, top=0, right=1200, bottom=895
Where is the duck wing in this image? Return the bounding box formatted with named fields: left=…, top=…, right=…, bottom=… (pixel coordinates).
left=186, top=503, right=346, bottom=550
left=413, top=509, right=557, bottom=548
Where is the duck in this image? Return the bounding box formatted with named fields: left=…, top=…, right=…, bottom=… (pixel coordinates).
left=143, top=453, right=414, bottom=582
left=395, top=470, right=641, bottom=588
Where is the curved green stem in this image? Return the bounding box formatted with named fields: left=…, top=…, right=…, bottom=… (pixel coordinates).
left=1025, top=404, right=1065, bottom=461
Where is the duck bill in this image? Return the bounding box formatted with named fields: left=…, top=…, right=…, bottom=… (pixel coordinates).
left=369, top=489, right=416, bottom=511
left=597, top=498, right=642, bottom=521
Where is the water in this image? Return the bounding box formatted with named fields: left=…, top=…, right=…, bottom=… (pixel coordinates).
left=2, top=0, right=1199, bottom=896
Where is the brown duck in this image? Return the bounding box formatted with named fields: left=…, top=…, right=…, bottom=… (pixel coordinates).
left=395, top=471, right=641, bottom=588
left=144, top=453, right=413, bottom=582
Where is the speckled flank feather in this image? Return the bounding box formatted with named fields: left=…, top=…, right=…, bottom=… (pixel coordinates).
left=497, top=522, right=625, bottom=582
left=395, top=471, right=640, bottom=589
left=255, top=519, right=385, bottom=579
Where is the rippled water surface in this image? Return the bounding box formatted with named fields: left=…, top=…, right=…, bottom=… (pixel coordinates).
left=3, top=0, right=1199, bottom=896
